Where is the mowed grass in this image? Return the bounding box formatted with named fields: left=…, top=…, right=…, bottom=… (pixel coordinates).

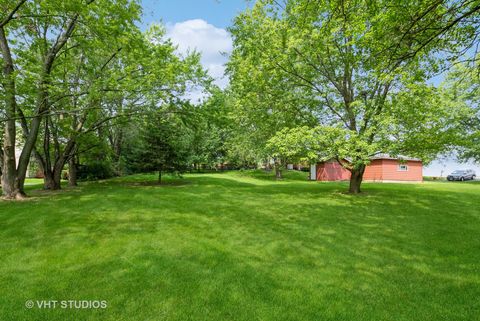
left=0, top=171, right=479, bottom=321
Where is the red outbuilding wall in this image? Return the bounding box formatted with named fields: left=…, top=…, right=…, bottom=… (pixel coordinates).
left=316, top=159, right=423, bottom=182
left=363, top=160, right=384, bottom=181
left=316, top=161, right=350, bottom=181
left=371, top=159, right=422, bottom=182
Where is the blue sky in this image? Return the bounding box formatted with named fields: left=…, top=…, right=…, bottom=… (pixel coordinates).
left=138, top=0, right=480, bottom=176
left=139, top=0, right=251, bottom=91
left=141, top=0, right=250, bottom=29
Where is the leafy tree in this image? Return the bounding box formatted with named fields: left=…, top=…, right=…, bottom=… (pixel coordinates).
left=443, top=58, right=480, bottom=162
left=266, top=126, right=320, bottom=168
left=103, top=24, right=207, bottom=177
left=226, top=24, right=317, bottom=177
left=0, top=0, right=142, bottom=198
left=187, top=88, right=230, bottom=170
left=34, top=23, right=204, bottom=190
left=1, top=2, right=206, bottom=194
left=229, top=0, right=480, bottom=193
left=124, top=111, right=191, bottom=183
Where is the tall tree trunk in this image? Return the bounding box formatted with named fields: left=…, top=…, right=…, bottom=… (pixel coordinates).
left=42, top=160, right=65, bottom=190
left=52, top=161, right=63, bottom=189
left=0, top=146, right=3, bottom=177
left=42, top=140, right=76, bottom=190
left=42, top=160, right=63, bottom=190
left=0, top=26, right=22, bottom=199
left=349, top=164, right=366, bottom=194
left=68, top=156, right=77, bottom=187
left=16, top=80, right=49, bottom=194
left=43, top=170, right=56, bottom=190
left=274, top=160, right=282, bottom=180
left=13, top=15, right=79, bottom=196
left=113, top=126, right=123, bottom=174
left=158, top=169, right=162, bottom=183
left=43, top=116, right=52, bottom=186
left=108, top=124, right=124, bottom=175
left=45, top=115, right=63, bottom=190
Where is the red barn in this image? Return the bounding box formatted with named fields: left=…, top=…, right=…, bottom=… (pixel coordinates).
left=311, top=154, right=423, bottom=182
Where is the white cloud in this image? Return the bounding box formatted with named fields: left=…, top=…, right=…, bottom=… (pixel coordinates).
left=165, top=19, right=232, bottom=89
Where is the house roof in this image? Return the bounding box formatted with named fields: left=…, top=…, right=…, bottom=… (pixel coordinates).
left=370, top=153, right=421, bottom=162
left=319, top=154, right=422, bottom=164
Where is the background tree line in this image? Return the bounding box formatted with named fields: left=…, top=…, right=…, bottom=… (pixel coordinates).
left=2, top=0, right=480, bottom=198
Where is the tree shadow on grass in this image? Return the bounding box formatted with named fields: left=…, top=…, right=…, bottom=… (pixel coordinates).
left=3, top=199, right=478, bottom=321
left=127, top=180, right=192, bottom=187
left=232, top=169, right=310, bottom=182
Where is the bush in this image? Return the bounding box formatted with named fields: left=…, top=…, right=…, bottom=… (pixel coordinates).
left=77, top=161, right=115, bottom=181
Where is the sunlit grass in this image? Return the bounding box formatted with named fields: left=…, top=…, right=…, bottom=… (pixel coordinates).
left=24, top=178, right=44, bottom=186
left=0, top=171, right=479, bottom=321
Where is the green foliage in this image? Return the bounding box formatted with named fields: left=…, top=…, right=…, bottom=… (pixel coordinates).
left=186, top=89, right=230, bottom=169
left=77, top=160, right=115, bottom=181
left=228, top=0, right=479, bottom=188
left=443, top=57, right=480, bottom=163
left=1, top=0, right=210, bottom=193
left=123, top=111, right=192, bottom=178
left=387, top=82, right=473, bottom=163
left=267, top=125, right=379, bottom=170
left=266, top=126, right=320, bottom=164
left=118, top=88, right=232, bottom=177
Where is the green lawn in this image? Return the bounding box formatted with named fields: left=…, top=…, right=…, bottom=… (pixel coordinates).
left=24, top=178, right=44, bottom=186
left=1, top=171, right=479, bottom=321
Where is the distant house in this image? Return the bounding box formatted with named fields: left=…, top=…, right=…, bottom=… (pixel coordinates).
left=310, top=154, right=423, bottom=182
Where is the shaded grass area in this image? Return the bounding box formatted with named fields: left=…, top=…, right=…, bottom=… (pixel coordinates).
left=0, top=170, right=479, bottom=320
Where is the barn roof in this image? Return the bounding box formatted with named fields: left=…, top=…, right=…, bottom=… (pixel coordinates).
left=370, top=153, right=421, bottom=162
left=319, top=154, right=422, bottom=164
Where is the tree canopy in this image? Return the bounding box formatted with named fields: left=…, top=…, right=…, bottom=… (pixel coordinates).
left=227, top=0, right=480, bottom=192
